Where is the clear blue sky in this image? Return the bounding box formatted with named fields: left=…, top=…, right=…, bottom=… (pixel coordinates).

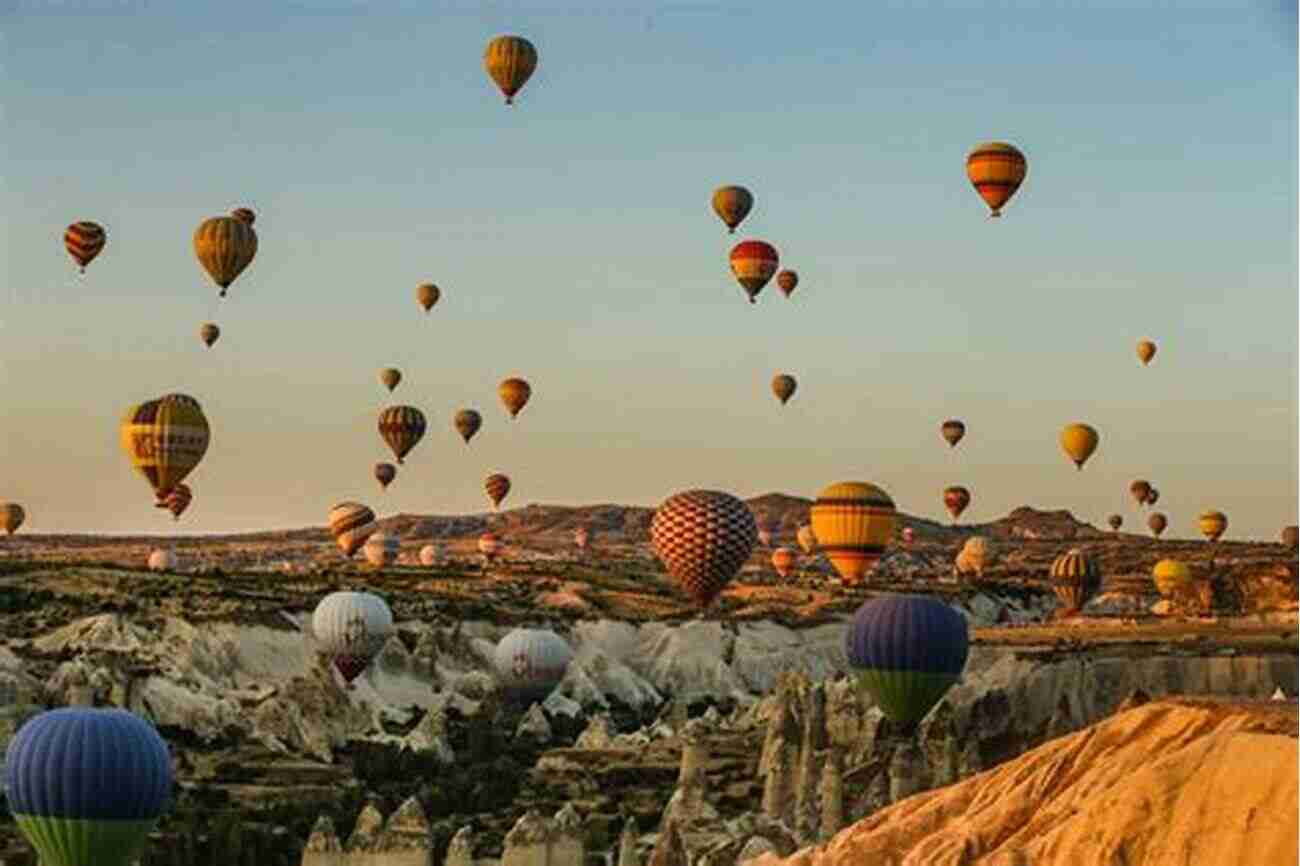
left=2, top=1, right=1296, bottom=539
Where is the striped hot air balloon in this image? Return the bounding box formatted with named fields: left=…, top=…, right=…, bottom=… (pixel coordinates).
left=941, top=419, right=966, bottom=448
left=729, top=240, right=779, bottom=304
left=1198, top=510, right=1228, bottom=542
left=64, top=221, right=107, bottom=273
left=5, top=708, right=173, bottom=866
left=328, top=502, right=377, bottom=557
left=454, top=409, right=482, bottom=443
left=498, top=377, right=532, bottom=419
left=377, top=406, right=427, bottom=464
left=363, top=531, right=399, bottom=567
left=651, top=489, right=758, bottom=609
left=966, top=141, right=1027, bottom=218
left=119, top=394, right=210, bottom=504
left=374, top=462, right=396, bottom=491
left=1, top=502, right=25, bottom=535
left=1049, top=548, right=1101, bottom=611
left=845, top=595, right=970, bottom=728
left=416, top=282, right=441, bottom=313
left=312, top=591, right=394, bottom=684
left=1147, top=512, right=1168, bottom=538
left=943, top=486, right=971, bottom=522
left=1152, top=559, right=1193, bottom=598
left=771, top=547, right=797, bottom=579
left=493, top=628, right=573, bottom=703
left=193, top=215, right=257, bottom=298
left=810, top=481, right=897, bottom=586
left=479, top=531, right=503, bottom=562
left=485, top=473, right=511, bottom=510
left=776, top=269, right=798, bottom=298
left=198, top=322, right=220, bottom=348
left=771, top=373, right=797, bottom=406
left=158, top=483, right=192, bottom=521
left=230, top=207, right=256, bottom=225
left=711, top=185, right=753, bottom=234
left=484, top=35, right=537, bottom=105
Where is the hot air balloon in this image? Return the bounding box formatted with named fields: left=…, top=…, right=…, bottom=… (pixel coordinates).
left=1148, top=512, right=1168, bottom=538
left=158, top=483, right=192, bottom=521
left=119, top=394, right=210, bottom=504
left=311, top=591, right=394, bottom=684
left=771, top=547, right=797, bottom=579
left=199, top=322, right=220, bottom=348
left=1049, top=549, right=1101, bottom=611
left=1, top=502, right=25, bottom=535
left=1146, top=488, right=1160, bottom=506
left=5, top=707, right=173, bottom=866
left=941, top=419, right=966, bottom=448
left=485, top=473, right=511, bottom=510
left=377, top=405, right=427, bottom=464
left=64, top=221, right=107, bottom=273
left=901, top=527, right=914, bottom=546
left=845, top=595, right=969, bottom=728
left=230, top=207, right=256, bottom=225
left=147, top=549, right=175, bottom=572
left=954, top=536, right=989, bottom=579
left=729, top=240, right=779, bottom=304
left=1130, top=480, right=1152, bottom=506
left=484, top=35, right=537, bottom=105
left=374, top=463, right=396, bottom=491
left=711, top=185, right=753, bottom=234
left=479, top=531, right=503, bottom=563
left=810, top=482, right=897, bottom=586
left=493, top=628, right=573, bottom=703
left=328, top=502, right=377, bottom=557
left=776, top=269, right=799, bottom=298
left=1198, top=510, right=1227, bottom=542
left=966, top=141, right=1027, bottom=218
left=772, top=374, right=797, bottom=406
left=650, top=489, right=758, bottom=609
left=797, top=524, right=817, bottom=555
left=454, top=409, right=482, bottom=444
left=1108, top=514, right=1123, bottom=532
left=943, top=486, right=971, bottom=522
left=1151, top=559, right=1193, bottom=598
left=499, top=377, right=532, bottom=419
left=1282, top=525, right=1299, bottom=550
left=574, top=526, right=590, bottom=552
left=363, top=531, right=399, bottom=567
left=193, top=215, right=257, bottom=298
left=419, top=544, right=441, bottom=566
left=416, top=282, right=441, bottom=313
left=380, top=368, right=402, bottom=392
left=1137, top=339, right=1157, bottom=366
left=1059, top=423, right=1099, bottom=470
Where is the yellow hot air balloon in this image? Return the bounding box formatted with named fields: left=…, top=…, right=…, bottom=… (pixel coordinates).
left=499, top=377, right=532, bottom=419
left=809, top=481, right=897, bottom=586
left=484, top=35, right=537, bottom=105
left=1137, top=339, right=1157, bottom=366
left=194, top=215, right=257, bottom=298
left=966, top=141, right=1027, bottom=218
left=1059, top=423, right=1099, bottom=471
left=1152, top=558, right=1193, bottom=598
left=771, top=374, right=797, bottom=406
left=416, top=282, right=441, bottom=313
left=199, top=322, right=220, bottom=348
left=1, top=502, right=25, bottom=535
left=711, top=186, right=753, bottom=234
left=1197, top=510, right=1227, bottom=542
left=119, top=394, right=211, bottom=503
left=379, top=368, right=402, bottom=392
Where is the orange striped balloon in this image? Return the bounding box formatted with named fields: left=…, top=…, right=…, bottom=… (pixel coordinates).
left=729, top=240, right=779, bottom=304
left=193, top=215, right=258, bottom=297
left=64, top=221, right=106, bottom=273
left=377, top=405, right=427, bottom=464
left=966, top=142, right=1027, bottom=218
left=484, top=35, right=537, bottom=105
left=485, top=473, right=511, bottom=510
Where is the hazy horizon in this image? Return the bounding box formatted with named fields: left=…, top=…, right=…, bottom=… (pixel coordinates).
left=3, top=2, right=1296, bottom=540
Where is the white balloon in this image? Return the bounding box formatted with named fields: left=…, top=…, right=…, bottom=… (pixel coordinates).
left=493, top=628, right=573, bottom=702
left=363, top=531, right=399, bottom=567
left=147, top=548, right=175, bottom=572
left=311, top=591, right=394, bottom=683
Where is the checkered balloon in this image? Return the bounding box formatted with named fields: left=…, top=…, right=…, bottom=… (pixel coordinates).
left=651, top=489, right=757, bottom=608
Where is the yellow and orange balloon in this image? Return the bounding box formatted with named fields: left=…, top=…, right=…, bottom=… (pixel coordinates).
left=809, top=481, right=897, bottom=586
left=484, top=35, right=537, bottom=105
left=966, top=141, right=1027, bottom=218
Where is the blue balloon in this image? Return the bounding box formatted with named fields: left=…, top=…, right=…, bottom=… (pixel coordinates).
left=844, top=594, right=970, bottom=726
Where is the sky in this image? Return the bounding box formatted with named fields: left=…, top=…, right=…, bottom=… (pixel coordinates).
left=1, top=1, right=1296, bottom=539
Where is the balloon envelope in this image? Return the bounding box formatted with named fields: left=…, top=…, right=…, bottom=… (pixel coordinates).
left=1137, top=340, right=1157, bottom=365
left=199, top=322, right=220, bottom=348
left=771, top=547, right=797, bottom=578
left=966, top=141, right=1027, bottom=217
left=1108, top=514, right=1123, bottom=531
left=380, top=368, right=402, bottom=392
left=454, top=409, right=482, bottom=443
left=1151, top=559, right=1192, bottom=597
left=650, top=489, right=757, bottom=608
left=328, top=502, right=377, bottom=557
left=1049, top=548, right=1101, bottom=610
left=484, top=35, right=538, bottom=105
left=485, top=473, right=512, bottom=509
left=493, top=628, right=573, bottom=703
left=1059, top=423, right=1099, bottom=470
left=5, top=707, right=173, bottom=866
left=193, top=215, right=257, bottom=297
left=1129, top=480, right=1152, bottom=506
left=941, top=420, right=966, bottom=448
left=416, top=282, right=441, bottom=312
left=771, top=374, right=797, bottom=405
left=729, top=240, right=779, bottom=303
left=120, top=394, right=211, bottom=503
left=419, top=544, right=441, bottom=566
left=1147, top=512, right=1168, bottom=537
left=776, top=269, right=798, bottom=297
left=943, top=486, right=971, bottom=521
left=1, top=502, right=26, bottom=535
left=499, top=377, right=532, bottom=419
left=311, top=591, right=394, bottom=683
left=844, top=595, right=969, bottom=727
left=377, top=405, right=427, bottom=464
left=147, top=549, right=175, bottom=572
left=64, top=221, right=107, bottom=273
left=809, top=481, right=897, bottom=585
left=711, top=185, right=753, bottom=233
left=363, top=531, right=399, bottom=567
left=375, top=463, right=397, bottom=490
left=1197, top=510, right=1227, bottom=542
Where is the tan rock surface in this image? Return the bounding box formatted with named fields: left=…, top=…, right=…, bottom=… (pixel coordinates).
left=751, top=698, right=1298, bottom=866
